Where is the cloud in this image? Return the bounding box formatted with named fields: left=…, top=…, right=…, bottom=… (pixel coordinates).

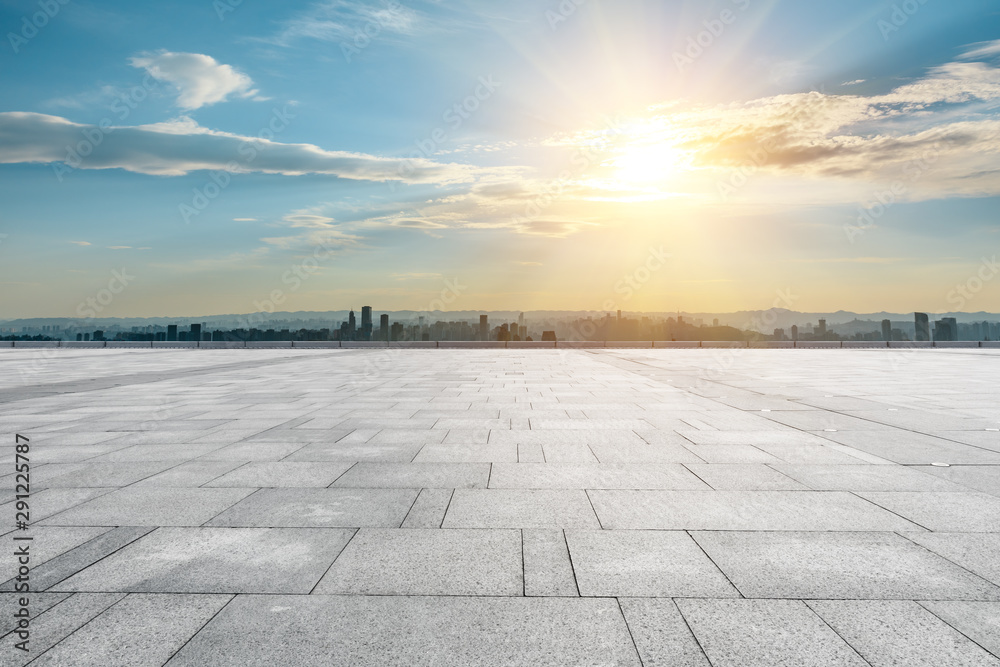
left=960, top=40, right=1000, bottom=61
left=266, top=0, right=423, bottom=47
left=129, top=51, right=264, bottom=110
left=69, top=240, right=91, bottom=246
left=0, top=112, right=475, bottom=184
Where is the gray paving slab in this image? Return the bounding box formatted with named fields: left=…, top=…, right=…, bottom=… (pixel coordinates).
left=773, top=464, right=971, bottom=491
left=684, top=464, right=807, bottom=490
left=522, top=529, right=578, bottom=597
left=808, top=600, right=1000, bottom=667
left=443, top=489, right=602, bottom=528
left=589, top=490, right=924, bottom=531
left=39, top=487, right=255, bottom=527
left=820, top=431, right=1000, bottom=465
left=206, top=488, right=419, bottom=527
left=131, top=461, right=245, bottom=487
left=914, top=465, right=1000, bottom=496
left=54, top=527, right=353, bottom=593
left=314, top=528, right=521, bottom=596
left=921, top=601, right=1000, bottom=658
left=0, top=593, right=71, bottom=636
left=678, top=430, right=832, bottom=446
left=860, top=491, right=1000, bottom=532
left=488, top=463, right=709, bottom=489
left=566, top=530, right=738, bottom=597
left=203, top=462, right=354, bottom=487
left=411, top=443, right=518, bottom=462
left=28, top=593, right=232, bottom=667
left=618, top=598, right=711, bottom=667
left=400, top=488, right=453, bottom=528
left=331, top=462, right=489, bottom=488
left=0, top=593, right=125, bottom=665
left=693, top=531, right=1000, bottom=599
left=675, top=599, right=868, bottom=667
left=903, top=532, right=1000, bottom=586
left=165, top=595, right=642, bottom=666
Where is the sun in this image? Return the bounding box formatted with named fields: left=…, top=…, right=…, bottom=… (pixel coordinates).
left=604, top=141, right=689, bottom=188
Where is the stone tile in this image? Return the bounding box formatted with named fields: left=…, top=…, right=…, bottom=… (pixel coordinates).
left=412, top=443, right=518, bottom=463
left=808, top=600, right=1000, bottom=667
left=54, top=527, right=353, bottom=593
left=443, top=490, right=601, bottom=528
left=207, top=488, right=419, bottom=527
left=39, top=487, right=254, bottom=527
left=589, top=442, right=704, bottom=464
left=37, top=462, right=179, bottom=488
left=400, top=488, right=453, bottom=528
left=589, top=490, right=923, bottom=531
left=198, top=441, right=308, bottom=461
left=921, top=601, right=1000, bottom=658
left=285, top=441, right=424, bottom=462
left=679, top=445, right=781, bottom=464
left=28, top=593, right=232, bottom=667
left=131, top=461, right=244, bottom=487
left=915, top=465, right=1000, bottom=497
left=204, top=462, right=354, bottom=487
left=773, top=464, right=970, bottom=491
left=678, top=430, right=831, bottom=446
left=684, top=464, right=806, bottom=490
left=166, top=595, right=642, bottom=666
left=693, top=531, right=1000, bottom=600
left=820, top=431, right=1000, bottom=465
left=619, top=598, right=711, bottom=667
left=904, top=532, right=1000, bottom=586
left=331, top=462, right=489, bottom=488
left=566, top=530, right=738, bottom=597
left=489, top=463, right=709, bottom=490
left=675, top=599, right=868, bottom=667
left=860, top=491, right=1000, bottom=532
left=0, top=593, right=125, bottom=664
left=522, top=529, right=578, bottom=597
left=314, top=528, right=521, bottom=596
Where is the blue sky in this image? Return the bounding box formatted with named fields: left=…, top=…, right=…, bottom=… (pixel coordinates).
left=1, top=0, right=999, bottom=318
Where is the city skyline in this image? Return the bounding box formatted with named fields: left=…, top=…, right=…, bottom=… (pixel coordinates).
left=2, top=1, right=1000, bottom=317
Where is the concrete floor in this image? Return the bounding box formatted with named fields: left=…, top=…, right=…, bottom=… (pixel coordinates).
left=2, top=347, right=999, bottom=666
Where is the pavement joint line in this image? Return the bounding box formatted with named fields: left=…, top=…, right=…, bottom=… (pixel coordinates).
left=802, top=599, right=876, bottom=667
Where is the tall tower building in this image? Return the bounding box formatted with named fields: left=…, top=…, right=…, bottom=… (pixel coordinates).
left=914, top=312, right=930, bottom=341
left=348, top=310, right=357, bottom=341
left=380, top=313, right=389, bottom=342
left=167, top=324, right=178, bottom=341
left=881, top=319, right=892, bottom=341
left=479, top=314, right=488, bottom=341
left=190, top=323, right=202, bottom=342
left=361, top=306, right=373, bottom=341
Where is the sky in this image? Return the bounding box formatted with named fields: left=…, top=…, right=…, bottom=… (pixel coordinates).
left=1, top=0, right=1000, bottom=318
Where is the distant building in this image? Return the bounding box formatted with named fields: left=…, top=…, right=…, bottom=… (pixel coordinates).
left=914, top=313, right=930, bottom=341
left=881, top=319, right=892, bottom=341
left=541, top=331, right=557, bottom=342
left=817, top=319, right=827, bottom=336
left=479, top=315, right=488, bottom=341
left=933, top=317, right=958, bottom=342
left=167, top=324, right=178, bottom=341
left=348, top=310, right=357, bottom=341
left=190, top=323, right=202, bottom=342
left=379, top=314, right=389, bottom=341
left=361, top=306, right=373, bottom=341
left=791, top=325, right=798, bottom=341
left=774, top=328, right=785, bottom=341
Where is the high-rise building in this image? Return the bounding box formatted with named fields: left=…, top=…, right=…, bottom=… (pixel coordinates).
left=348, top=310, right=357, bottom=341
left=361, top=306, right=373, bottom=341
left=817, top=319, right=827, bottom=336
left=791, top=325, right=798, bottom=341
left=167, top=324, right=178, bottom=341
left=933, top=318, right=958, bottom=342
left=190, top=323, right=201, bottom=342
left=881, top=319, right=892, bottom=341
left=380, top=314, right=389, bottom=341
left=479, top=315, right=488, bottom=341
left=914, top=313, right=930, bottom=341
left=518, top=312, right=524, bottom=329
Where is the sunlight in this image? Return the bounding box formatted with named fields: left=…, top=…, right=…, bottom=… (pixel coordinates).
left=604, top=140, right=690, bottom=189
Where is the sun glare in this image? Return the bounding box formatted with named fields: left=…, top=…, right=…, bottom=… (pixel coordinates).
left=605, top=141, right=689, bottom=188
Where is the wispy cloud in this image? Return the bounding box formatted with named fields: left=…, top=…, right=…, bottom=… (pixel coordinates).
left=69, top=240, right=91, bottom=246
left=0, top=112, right=476, bottom=184
left=129, top=51, right=266, bottom=110
left=960, top=39, right=1000, bottom=61
left=265, top=0, right=424, bottom=47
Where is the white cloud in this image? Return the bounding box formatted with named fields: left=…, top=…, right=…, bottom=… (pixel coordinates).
left=129, top=51, right=264, bottom=110
left=69, top=240, right=91, bottom=246
left=267, top=0, right=423, bottom=47
left=960, top=40, right=1000, bottom=61
left=0, top=112, right=475, bottom=184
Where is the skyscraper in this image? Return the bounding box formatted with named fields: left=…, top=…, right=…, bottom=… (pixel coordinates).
left=380, top=313, right=389, bottom=342
left=348, top=310, right=356, bottom=341
left=881, top=319, right=892, bottom=341
left=791, top=325, right=798, bottom=341
left=361, top=306, right=373, bottom=341
left=190, top=323, right=202, bottom=342
left=479, top=314, right=488, bottom=341
left=914, top=312, right=930, bottom=341
left=167, top=324, right=178, bottom=341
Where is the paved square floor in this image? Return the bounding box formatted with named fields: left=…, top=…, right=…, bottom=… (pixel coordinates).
left=2, top=347, right=1000, bottom=665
